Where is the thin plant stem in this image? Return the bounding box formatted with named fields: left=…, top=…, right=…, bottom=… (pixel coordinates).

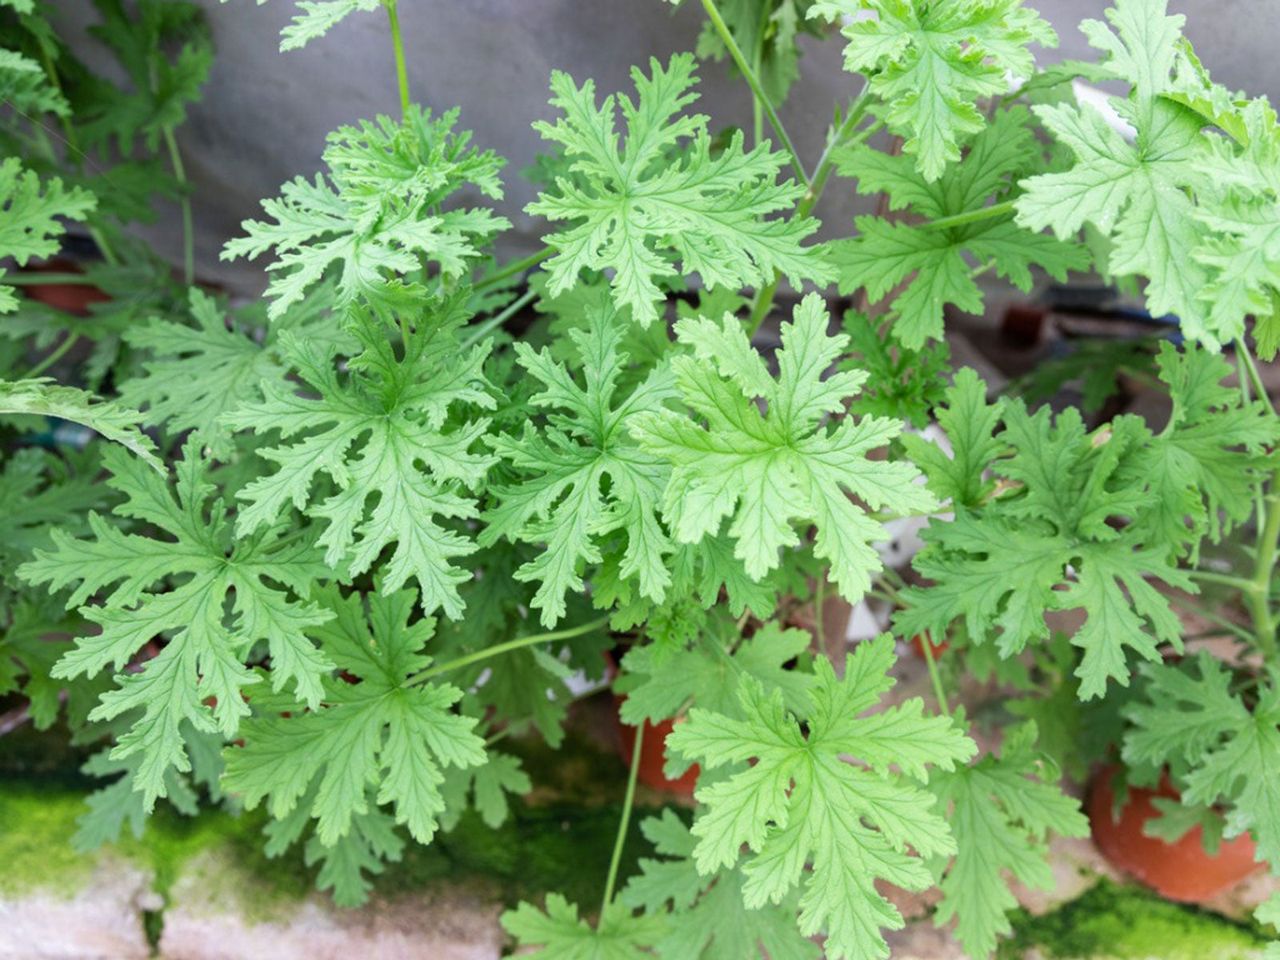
left=22, top=333, right=80, bottom=379
left=384, top=0, right=413, bottom=116
left=919, top=200, right=1017, bottom=232
left=3, top=273, right=99, bottom=286
left=475, top=248, right=553, bottom=292
left=920, top=632, right=951, bottom=718
left=1187, top=569, right=1261, bottom=595
left=813, top=573, right=827, bottom=650
left=1236, top=337, right=1275, bottom=417
left=1167, top=594, right=1255, bottom=645
left=601, top=720, right=644, bottom=918
left=746, top=90, right=874, bottom=335
left=699, top=0, right=808, bottom=187
left=460, top=288, right=537, bottom=349
left=405, top=615, right=610, bottom=686
left=163, top=128, right=195, bottom=285
left=35, top=48, right=119, bottom=266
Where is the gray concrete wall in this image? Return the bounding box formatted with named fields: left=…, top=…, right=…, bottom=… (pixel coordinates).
left=50, top=0, right=1280, bottom=294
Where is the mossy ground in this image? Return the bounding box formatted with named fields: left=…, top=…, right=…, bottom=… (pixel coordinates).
left=999, top=880, right=1268, bottom=960
left=1, top=707, right=1270, bottom=957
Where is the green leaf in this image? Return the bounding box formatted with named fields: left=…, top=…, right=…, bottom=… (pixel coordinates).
left=0, top=379, right=162, bottom=472
left=897, top=395, right=1199, bottom=698
left=932, top=722, right=1088, bottom=958
left=439, top=751, right=531, bottom=830
left=483, top=296, right=678, bottom=626
left=841, top=311, right=950, bottom=430
left=616, top=620, right=813, bottom=727
left=1125, top=655, right=1280, bottom=865
left=809, top=0, right=1057, bottom=180
left=224, top=305, right=495, bottom=619
left=266, top=0, right=382, bottom=52
left=19, top=441, right=334, bottom=807
left=0, top=159, right=96, bottom=311
left=119, top=289, right=292, bottom=457
left=0, top=48, right=69, bottom=116
left=621, top=809, right=819, bottom=960
left=78, top=0, right=212, bottom=153
left=223, top=585, right=487, bottom=847
left=668, top=636, right=975, bottom=960
left=1014, top=0, right=1227, bottom=345
left=224, top=107, right=508, bottom=319
left=833, top=108, right=1087, bottom=347
left=900, top=367, right=1003, bottom=508
left=528, top=54, right=830, bottom=328
left=501, top=894, right=665, bottom=960
left=632, top=294, right=936, bottom=603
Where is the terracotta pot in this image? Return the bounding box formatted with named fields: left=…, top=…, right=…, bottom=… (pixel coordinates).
left=21, top=260, right=110, bottom=315
left=1088, top=766, right=1260, bottom=902
left=910, top=631, right=949, bottom=660
left=612, top=707, right=699, bottom=796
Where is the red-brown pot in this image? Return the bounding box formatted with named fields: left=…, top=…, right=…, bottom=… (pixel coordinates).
left=612, top=708, right=699, bottom=796
left=22, top=260, right=110, bottom=315
left=910, top=631, right=949, bottom=660
left=1088, top=766, right=1261, bottom=902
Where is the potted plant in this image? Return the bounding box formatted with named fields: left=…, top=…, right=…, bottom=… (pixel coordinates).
left=3, top=0, right=1280, bottom=957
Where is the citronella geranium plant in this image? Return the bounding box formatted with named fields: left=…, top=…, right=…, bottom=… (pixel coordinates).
left=4, top=0, right=1280, bottom=956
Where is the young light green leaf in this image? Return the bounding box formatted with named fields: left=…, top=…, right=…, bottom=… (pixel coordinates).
left=528, top=53, right=830, bottom=328
left=809, top=0, right=1056, bottom=181
left=632, top=294, right=936, bottom=603
left=224, top=107, right=508, bottom=319
left=668, top=636, right=975, bottom=960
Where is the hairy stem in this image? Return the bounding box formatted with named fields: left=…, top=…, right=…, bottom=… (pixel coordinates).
left=384, top=0, right=413, bottom=116
left=163, top=127, right=195, bottom=286
left=699, top=0, right=808, bottom=187
left=475, top=248, right=553, bottom=292
left=1250, top=487, right=1280, bottom=663
left=920, top=200, right=1017, bottom=232
left=460, top=287, right=537, bottom=349
left=813, top=573, right=827, bottom=650
left=920, top=632, right=951, bottom=718
left=22, top=333, right=81, bottom=379
left=746, top=90, right=875, bottom=335
left=3, top=273, right=100, bottom=286
left=601, top=720, right=644, bottom=918
left=405, top=615, right=610, bottom=685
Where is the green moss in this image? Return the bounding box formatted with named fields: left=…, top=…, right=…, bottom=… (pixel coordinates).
left=999, top=880, right=1268, bottom=960
left=0, top=785, right=94, bottom=897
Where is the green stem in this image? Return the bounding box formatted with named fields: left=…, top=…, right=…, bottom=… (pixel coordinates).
left=813, top=573, right=827, bottom=650
left=699, top=0, right=808, bottom=187
left=600, top=720, right=643, bottom=918
left=384, top=0, right=412, bottom=116
left=475, top=248, right=553, bottom=292
left=1236, top=337, right=1275, bottom=417
left=1250, top=488, right=1280, bottom=663
left=163, top=128, right=195, bottom=286
left=920, top=200, right=1017, bottom=232
left=745, top=91, right=875, bottom=335
left=920, top=632, right=951, bottom=718
left=2, top=273, right=99, bottom=286
left=1187, top=569, right=1261, bottom=595
left=749, top=0, right=770, bottom=147
left=405, top=615, right=610, bottom=686
left=460, top=288, right=537, bottom=349
left=22, top=333, right=80, bottom=378
left=1168, top=594, right=1255, bottom=645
